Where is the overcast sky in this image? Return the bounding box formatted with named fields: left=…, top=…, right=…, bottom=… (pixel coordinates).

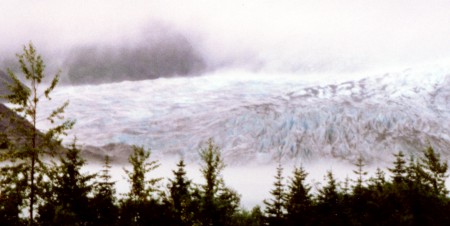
left=1, top=0, right=450, bottom=73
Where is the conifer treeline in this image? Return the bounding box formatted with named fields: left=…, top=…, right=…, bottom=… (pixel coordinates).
left=1, top=139, right=450, bottom=226
left=3, top=43, right=450, bottom=226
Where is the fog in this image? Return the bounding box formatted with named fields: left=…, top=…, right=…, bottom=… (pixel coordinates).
left=84, top=157, right=392, bottom=209
left=1, top=0, right=450, bottom=83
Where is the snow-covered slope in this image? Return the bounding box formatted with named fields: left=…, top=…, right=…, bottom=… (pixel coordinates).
left=37, top=62, right=450, bottom=164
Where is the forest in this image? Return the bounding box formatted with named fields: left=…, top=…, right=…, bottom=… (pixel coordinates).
left=2, top=44, right=450, bottom=226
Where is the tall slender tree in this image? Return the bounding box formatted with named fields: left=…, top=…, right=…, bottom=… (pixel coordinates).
left=352, top=156, right=367, bottom=195
left=120, top=145, right=162, bottom=225
left=285, top=166, right=312, bottom=226
left=38, top=139, right=96, bottom=225
left=264, top=164, right=286, bottom=226
left=167, top=160, right=195, bottom=226
left=389, top=151, right=407, bottom=186
left=418, top=146, right=448, bottom=197
left=198, top=139, right=240, bottom=226
left=91, top=155, right=118, bottom=226
left=0, top=43, right=74, bottom=225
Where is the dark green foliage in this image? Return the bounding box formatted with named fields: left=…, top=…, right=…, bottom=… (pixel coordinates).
left=123, top=146, right=161, bottom=202
left=264, top=164, right=286, bottom=226
left=389, top=151, right=407, bottom=186
left=91, top=155, right=119, bottom=226
left=230, top=206, right=264, bottom=226
left=417, top=146, right=448, bottom=197
left=119, top=145, right=168, bottom=226
left=167, top=160, right=196, bottom=226
left=285, top=166, right=312, bottom=226
left=0, top=163, right=27, bottom=226
left=352, top=157, right=367, bottom=195
left=197, top=139, right=240, bottom=226
left=38, top=140, right=96, bottom=226
left=315, top=171, right=347, bottom=226
left=0, top=43, right=74, bottom=225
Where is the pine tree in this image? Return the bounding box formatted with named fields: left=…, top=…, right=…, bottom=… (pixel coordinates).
left=264, top=164, right=286, bottom=226
left=352, top=156, right=367, bottom=195
left=0, top=43, right=74, bottom=225
left=123, top=146, right=161, bottom=202
left=418, top=146, right=448, bottom=197
left=198, top=139, right=240, bottom=226
left=91, top=155, right=118, bottom=226
left=368, top=168, right=386, bottom=192
left=389, top=151, right=407, bottom=186
left=120, top=145, right=162, bottom=226
left=315, top=171, right=345, bottom=225
left=167, top=160, right=195, bottom=226
left=285, top=166, right=312, bottom=226
left=38, top=139, right=96, bottom=225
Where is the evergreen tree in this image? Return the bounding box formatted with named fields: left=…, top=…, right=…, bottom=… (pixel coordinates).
left=230, top=206, right=264, bottom=226
left=197, top=139, right=240, bottom=226
left=284, top=166, right=312, bottom=226
left=0, top=162, right=27, bottom=226
left=389, top=151, right=407, bottom=186
left=368, top=168, right=386, bottom=193
left=38, top=139, right=96, bottom=225
left=120, top=145, right=164, bottom=226
left=418, top=146, right=448, bottom=197
left=123, top=146, right=161, bottom=202
left=0, top=43, right=74, bottom=224
left=315, top=171, right=346, bottom=226
left=352, top=156, right=367, bottom=195
left=167, top=160, right=195, bottom=226
left=91, top=155, right=118, bottom=226
left=264, top=164, right=286, bottom=226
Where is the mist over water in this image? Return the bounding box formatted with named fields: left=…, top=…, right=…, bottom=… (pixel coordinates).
left=1, top=0, right=450, bottom=82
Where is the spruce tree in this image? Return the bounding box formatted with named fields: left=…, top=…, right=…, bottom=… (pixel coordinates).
left=0, top=43, right=74, bottom=225
left=198, top=139, right=240, bottom=226
left=91, top=155, right=118, bottom=226
left=285, top=166, right=312, bottom=226
left=389, top=151, right=407, bottom=186
left=38, top=139, right=96, bottom=225
left=418, top=146, right=448, bottom=197
left=120, top=145, right=162, bottom=226
left=316, top=171, right=345, bottom=226
left=352, top=156, right=367, bottom=195
left=167, top=160, right=195, bottom=226
left=264, top=164, right=286, bottom=226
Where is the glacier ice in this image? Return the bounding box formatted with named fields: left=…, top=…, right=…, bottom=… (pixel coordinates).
left=34, top=63, right=450, bottom=165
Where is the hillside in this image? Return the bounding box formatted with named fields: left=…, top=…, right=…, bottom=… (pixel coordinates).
left=0, top=70, right=14, bottom=102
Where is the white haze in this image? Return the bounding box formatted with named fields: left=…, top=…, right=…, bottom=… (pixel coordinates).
left=83, top=158, right=392, bottom=209
left=1, top=0, right=450, bottom=73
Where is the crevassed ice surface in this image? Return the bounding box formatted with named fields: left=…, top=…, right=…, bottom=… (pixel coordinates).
left=38, top=62, right=450, bottom=164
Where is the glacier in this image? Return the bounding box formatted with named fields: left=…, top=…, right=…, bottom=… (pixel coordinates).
left=36, top=61, right=450, bottom=165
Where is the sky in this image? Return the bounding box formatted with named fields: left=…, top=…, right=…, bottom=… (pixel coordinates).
left=1, top=0, right=450, bottom=74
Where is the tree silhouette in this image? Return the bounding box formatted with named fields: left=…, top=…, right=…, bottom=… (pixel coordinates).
left=91, top=155, right=118, bottom=226
left=197, top=139, right=240, bottom=226
left=285, top=166, right=312, bottom=226
left=120, top=145, right=163, bottom=226
left=264, top=164, right=286, bottom=226
left=0, top=43, right=74, bottom=225
left=38, top=139, right=96, bottom=225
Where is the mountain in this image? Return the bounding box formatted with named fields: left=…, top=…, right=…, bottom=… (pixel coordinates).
left=37, top=62, right=450, bottom=165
